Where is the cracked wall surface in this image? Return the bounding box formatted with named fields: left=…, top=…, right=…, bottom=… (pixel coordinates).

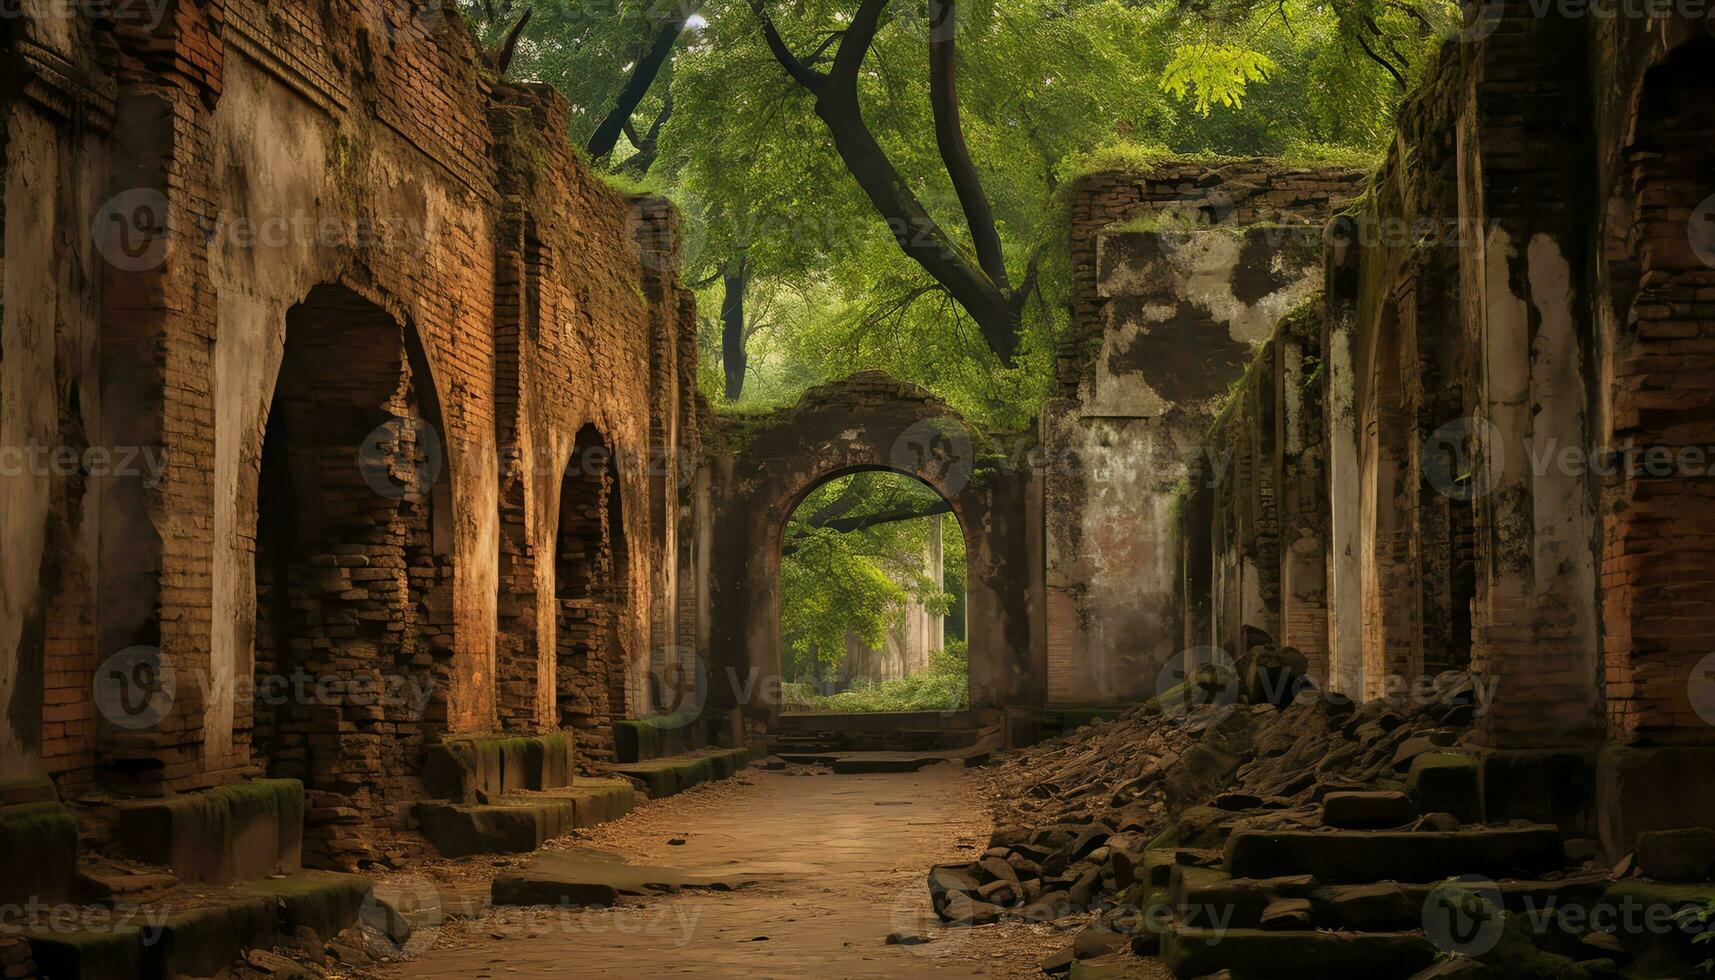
left=0, top=1, right=698, bottom=845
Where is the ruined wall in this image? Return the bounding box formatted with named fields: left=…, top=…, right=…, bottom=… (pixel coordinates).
left=705, top=373, right=1041, bottom=717
left=0, top=0, right=697, bottom=830
left=1171, top=9, right=1715, bottom=856
left=1047, top=163, right=1364, bottom=704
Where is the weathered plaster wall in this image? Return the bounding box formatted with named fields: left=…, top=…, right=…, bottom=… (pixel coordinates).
left=1, top=4, right=113, bottom=785
left=1171, top=11, right=1715, bottom=856
left=1049, top=164, right=1364, bottom=704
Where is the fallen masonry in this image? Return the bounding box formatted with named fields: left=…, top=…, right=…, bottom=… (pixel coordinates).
left=925, top=671, right=1715, bottom=978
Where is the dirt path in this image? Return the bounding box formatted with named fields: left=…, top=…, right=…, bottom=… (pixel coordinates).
left=377, top=765, right=1092, bottom=979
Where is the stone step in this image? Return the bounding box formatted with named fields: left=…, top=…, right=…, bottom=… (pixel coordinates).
left=1162, top=925, right=1439, bottom=979
left=612, top=709, right=743, bottom=764
left=1223, top=825, right=1565, bottom=883
left=418, top=778, right=635, bottom=857
left=0, top=793, right=79, bottom=907
left=25, top=870, right=370, bottom=980
left=420, top=732, right=573, bottom=805
left=1175, top=870, right=1613, bottom=931
left=110, top=778, right=303, bottom=885
left=598, top=747, right=751, bottom=799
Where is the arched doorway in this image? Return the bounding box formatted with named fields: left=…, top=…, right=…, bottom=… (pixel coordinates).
left=776, top=470, right=968, bottom=714
left=252, top=284, right=452, bottom=864
left=553, top=423, right=632, bottom=754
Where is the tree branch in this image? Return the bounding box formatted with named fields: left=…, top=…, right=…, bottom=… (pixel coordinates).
left=489, top=8, right=534, bottom=78
left=929, top=0, right=1009, bottom=293
left=588, top=1, right=704, bottom=158
left=748, top=0, right=1021, bottom=363
left=747, top=0, right=829, bottom=91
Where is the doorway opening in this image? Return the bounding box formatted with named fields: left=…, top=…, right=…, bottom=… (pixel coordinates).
left=778, top=471, right=967, bottom=714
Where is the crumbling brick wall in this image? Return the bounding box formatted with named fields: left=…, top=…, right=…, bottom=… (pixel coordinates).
left=1166, top=12, right=1715, bottom=854
left=1596, top=36, right=1715, bottom=745
left=1, top=1, right=698, bottom=835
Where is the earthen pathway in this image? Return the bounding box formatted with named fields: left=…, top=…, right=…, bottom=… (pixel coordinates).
left=380, top=765, right=1119, bottom=979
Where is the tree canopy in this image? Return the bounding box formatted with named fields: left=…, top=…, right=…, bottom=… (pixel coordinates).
left=462, top=0, right=1450, bottom=426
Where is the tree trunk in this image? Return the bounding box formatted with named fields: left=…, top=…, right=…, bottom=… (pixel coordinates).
left=929, top=0, right=1009, bottom=293
left=749, top=0, right=1021, bottom=363
left=721, top=260, right=750, bottom=401
left=588, top=3, right=703, bottom=159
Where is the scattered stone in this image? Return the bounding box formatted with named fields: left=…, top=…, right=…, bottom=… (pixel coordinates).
left=1577, top=932, right=1627, bottom=962
left=1072, top=927, right=1126, bottom=959
left=1258, top=897, right=1312, bottom=929
left=886, top=931, right=931, bottom=946
left=1039, top=947, right=1075, bottom=975
left=1405, top=958, right=1492, bottom=978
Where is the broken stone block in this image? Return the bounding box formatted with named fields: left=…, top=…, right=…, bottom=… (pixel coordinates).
left=1634, top=827, right=1715, bottom=882
left=1323, top=791, right=1418, bottom=829
left=1072, top=927, right=1126, bottom=959
left=0, top=793, right=78, bottom=908
left=491, top=872, right=622, bottom=908
left=1224, top=826, right=1563, bottom=883
left=1407, top=752, right=1482, bottom=824
left=112, top=779, right=304, bottom=885
left=1258, top=898, right=1313, bottom=929
left=1318, top=882, right=1414, bottom=930
left=938, top=892, right=1004, bottom=925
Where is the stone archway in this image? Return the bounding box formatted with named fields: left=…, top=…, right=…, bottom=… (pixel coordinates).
left=706, top=373, right=1040, bottom=723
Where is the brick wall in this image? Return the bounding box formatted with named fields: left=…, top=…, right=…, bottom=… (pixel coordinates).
left=1601, top=37, right=1715, bottom=744
left=2, top=0, right=699, bottom=816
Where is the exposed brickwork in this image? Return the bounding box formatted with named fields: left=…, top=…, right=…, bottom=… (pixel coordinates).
left=2, top=1, right=698, bottom=837
left=1601, top=37, right=1715, bottom=744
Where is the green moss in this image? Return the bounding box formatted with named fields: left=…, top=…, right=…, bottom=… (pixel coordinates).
left=597, top=169, right=661, bottom=197
left=246, top=871, right=371, bottom=938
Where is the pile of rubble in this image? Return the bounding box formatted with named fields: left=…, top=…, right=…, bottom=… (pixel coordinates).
left=924, top=664, right=1653, bottom=977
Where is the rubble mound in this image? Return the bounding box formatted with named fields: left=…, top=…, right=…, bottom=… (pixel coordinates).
left=930, top=673, right=1653, bottom=978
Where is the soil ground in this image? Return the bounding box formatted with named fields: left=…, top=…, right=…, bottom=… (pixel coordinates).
left=373, top=764, right=1168, bottom=979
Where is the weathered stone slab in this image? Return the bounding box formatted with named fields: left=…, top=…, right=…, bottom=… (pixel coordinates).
left=1223, top=826, right=1563, bottom=883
